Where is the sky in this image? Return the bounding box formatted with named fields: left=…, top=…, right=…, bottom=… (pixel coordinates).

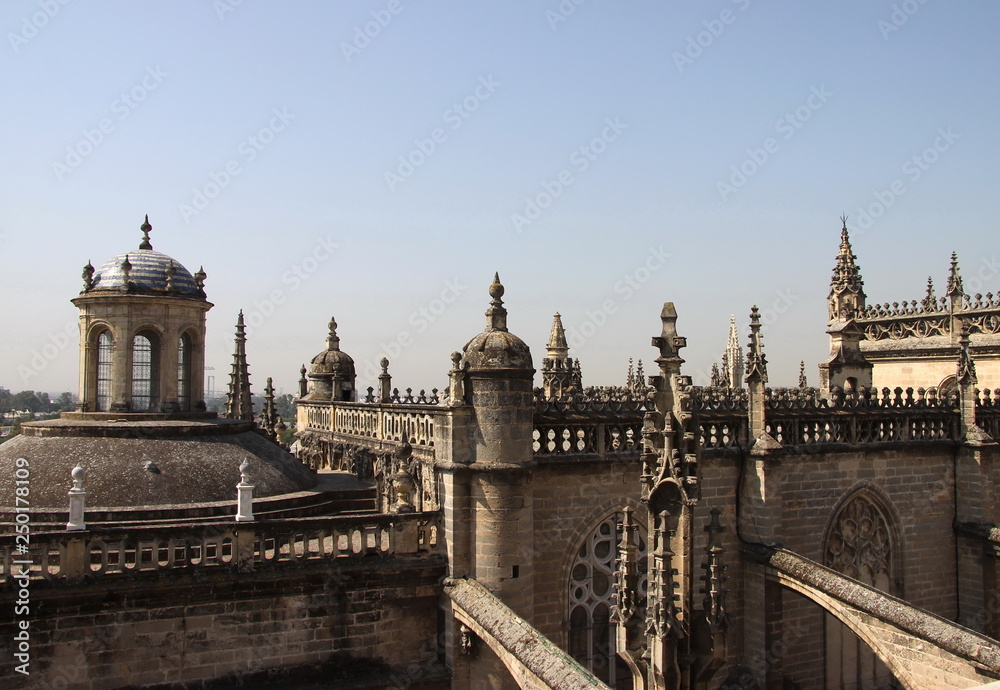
left=1, top=0, right=998, bottom=399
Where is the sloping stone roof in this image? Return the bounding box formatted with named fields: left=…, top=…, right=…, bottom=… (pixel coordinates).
left=0, top=418, right=316, bottom=509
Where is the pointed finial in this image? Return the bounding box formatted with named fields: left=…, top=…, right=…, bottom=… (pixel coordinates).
left=236, top=310, right=246, bottom=333
left=193, top=266, right=206, bottom=290
left=326, top=316, right=340, bottom=351
left=947, top=251, right=964, bottom=298
left=165, top=260, right=176, bottom=291
left=485, top=273, right=508, bottom=331
left=957, top=321, right=977, bottom=386
left=82, top=260, right=95, bottom=290
left=745, top=306, right=768, bottom=384
left=139, top=214, right=153, bottom=250
left=798, top=360, right=808, bottom=388
left=547, top=312, right=569, bottom=353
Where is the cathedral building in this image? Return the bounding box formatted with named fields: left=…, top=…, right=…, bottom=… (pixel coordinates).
left=2, top=218, right=1000, bottom=690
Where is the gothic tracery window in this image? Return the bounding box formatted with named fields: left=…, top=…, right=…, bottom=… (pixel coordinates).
left=824, top=491, right=899, bottom=690
left=569, top=513, right=647, bottom=688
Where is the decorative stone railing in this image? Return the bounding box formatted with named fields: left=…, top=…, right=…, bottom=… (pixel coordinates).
left=688, top=385, right=1000, bottom=450
left=301, top=401, right=440, bottom=451
left=856, top=294, right=1000, bottom=341
left=532, top=398, right=647, bottom=456
left=0, top=512, right=442, bottom=584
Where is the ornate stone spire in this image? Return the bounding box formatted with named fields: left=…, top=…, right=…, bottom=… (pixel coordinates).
left=542, top=312, right=581, bottom=399
left=957, top=322, right=977, bottom=387
left=798, top=360, right=808, bottom=388
left=700, top=507, right=728, bottom=633
left=828, top=218, right=866, bottom=321
left=724, top=314, right=743, bottom=389
left=139, top=214, right=153, bottom=250
left=224, top=311, right=254, bottom=422
left=921, top=277, right=937, bottom=311
left=486, top=272, right=507, bottom=331
left=947, top=252, right=965, bottom=299
left=546, top=313, right=569, bottom=359
left=744, top=306, right=767, bottom=386
left=261, top=377, right=277, bottom=440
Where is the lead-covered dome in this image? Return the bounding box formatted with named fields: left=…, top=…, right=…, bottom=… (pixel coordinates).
left=81, top=215, right=206, bottom=299
left=462, top=273, right=533, bottom=371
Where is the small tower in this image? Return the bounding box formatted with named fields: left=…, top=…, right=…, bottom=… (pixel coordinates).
left=71, top=215, right=212, bottom=414
left=306, top=317, right=357, bottom=402
left=821, top=220, right=872, bottom=392
left=828, top=218, right=867, bottom=323
left=541, top=313, right=582, bottom=399
left=459, top=273, right=535, bottom=607
left=947, top=252, right=968, bottom=342
left=224, top=312, right=254, bottom=422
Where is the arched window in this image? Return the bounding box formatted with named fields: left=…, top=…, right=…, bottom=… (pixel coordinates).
left=95, top=330, right=113, bottom=412
left=177, top=333, right=192, bottom=411
left=131, top=332, right=159, bottom=411
left=568, top=513, right=646, bottom=688
left=824, top=490, right=899, bottom=689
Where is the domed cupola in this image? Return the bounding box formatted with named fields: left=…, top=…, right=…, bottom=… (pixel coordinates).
left=308, top=317, right=357, bottom=401
left=83, top=215, right=207, bottom=299
left=462, top=273, right=533, bottom=372
left=71, top=216, right=213, bottom=414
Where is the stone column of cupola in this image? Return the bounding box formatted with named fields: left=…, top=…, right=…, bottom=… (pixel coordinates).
left=110, top=322, right=131, bottom=412
left=159, top=325, right=180, bottom=412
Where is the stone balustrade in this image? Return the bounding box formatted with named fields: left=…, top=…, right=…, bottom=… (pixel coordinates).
left=0, top=512, right=442, bottom=584
left=300, top=400, right=440, bottom=451
left=692, top=385, right=1000, bottom=450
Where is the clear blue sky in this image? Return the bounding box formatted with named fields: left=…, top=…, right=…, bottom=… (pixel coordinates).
left=1, top=0, right=998, bottom=397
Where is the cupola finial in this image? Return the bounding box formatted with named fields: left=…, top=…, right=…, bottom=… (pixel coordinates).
left=139, top=214, right=153, bottom=250
left=486, top=273, right=508, bottom=331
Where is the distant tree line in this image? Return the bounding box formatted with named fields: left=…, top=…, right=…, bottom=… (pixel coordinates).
left=0, top=388, right=75, bottom=416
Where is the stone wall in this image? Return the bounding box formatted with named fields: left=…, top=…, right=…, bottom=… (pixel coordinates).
left=0, top=553, right=447, bottom=689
